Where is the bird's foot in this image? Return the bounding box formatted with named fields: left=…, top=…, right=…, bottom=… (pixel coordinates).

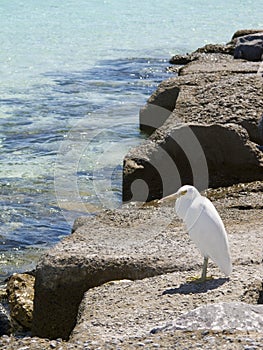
left=186, top=275, right=214, bottom=283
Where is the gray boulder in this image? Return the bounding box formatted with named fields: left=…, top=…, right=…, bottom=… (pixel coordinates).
left=151, top=302, right=263, bottom=333
left=140, top=56, right=262, bottom=141
left=234, top=32, right=263, bottom=61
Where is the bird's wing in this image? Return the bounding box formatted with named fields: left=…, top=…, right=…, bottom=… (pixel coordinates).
left=188, top=197, right=232, bottom=276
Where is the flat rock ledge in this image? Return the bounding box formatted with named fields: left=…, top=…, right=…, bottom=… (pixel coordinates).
left=2, top=181, right=261, bottom=349
left=123, top=31, right=263, bottom=202
left=29, top=181, right=262, bottom=348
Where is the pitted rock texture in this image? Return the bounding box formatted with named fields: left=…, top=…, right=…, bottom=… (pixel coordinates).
left=125, top=51, right=263, bottom=202
left=32, top=181, right=263, bottom=341
left=151, top=302, right=263, bottom=333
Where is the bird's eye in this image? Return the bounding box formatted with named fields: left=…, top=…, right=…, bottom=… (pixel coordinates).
left=181, top=190, right=187, bottom=196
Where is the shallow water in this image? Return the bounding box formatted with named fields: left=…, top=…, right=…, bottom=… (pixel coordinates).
left=0, top=0, right=262, bottom=280
left=0, top=56, right=171, bottom=280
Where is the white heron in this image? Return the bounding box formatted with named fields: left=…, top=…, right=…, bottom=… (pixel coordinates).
left=159, top=185, right=232, bottom=282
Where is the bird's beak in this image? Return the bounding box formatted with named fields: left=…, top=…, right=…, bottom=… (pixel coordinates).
left=158, top=192, right=180, bottom=204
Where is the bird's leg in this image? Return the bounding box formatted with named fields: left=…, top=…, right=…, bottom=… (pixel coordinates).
left=200, top=256, right=208, bottom=282
left=187, top=256, right=214, bottom=283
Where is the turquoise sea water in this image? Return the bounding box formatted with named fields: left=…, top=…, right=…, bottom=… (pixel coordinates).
left=0, top=0, right=262, bottom=279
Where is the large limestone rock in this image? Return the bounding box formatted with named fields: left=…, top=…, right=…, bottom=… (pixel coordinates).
left=70, top=269, right=262, bottom=347
left=123, top=123, right=263, bottom=202
left=141, top=56, right=262, bottom=142
left=32, top=181, right=263, bottom=340
left=32, top=206, right=195, bottom=340
left=124, top=51, right=263, bottom=202
left=234, top=32, right=263, bottom=61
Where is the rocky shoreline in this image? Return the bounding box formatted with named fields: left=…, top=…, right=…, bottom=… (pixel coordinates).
left=1, top=30, right=263, bottom=349
left=123, top=30, right=263, bottom=202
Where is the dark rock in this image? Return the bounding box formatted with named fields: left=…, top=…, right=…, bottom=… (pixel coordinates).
left=151, top=302, right=263, bottom=333
left=259, top=115, right=263, bottom=148
left=0, top=303, right=11, bottom=336
left=169, top=53, right=198, bottom=65
left=234, top=33, right=263, bottom=61
left=231, top=29, right=263, bottom=41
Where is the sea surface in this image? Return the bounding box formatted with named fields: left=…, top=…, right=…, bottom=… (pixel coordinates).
left=0, top=0, right=262, bottom=280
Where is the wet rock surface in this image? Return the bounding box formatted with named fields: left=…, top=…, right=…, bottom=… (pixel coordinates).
left=0, top=283, right=11, bottom=336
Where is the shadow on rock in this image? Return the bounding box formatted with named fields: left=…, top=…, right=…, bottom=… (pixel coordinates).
left=163, top=278, right=229, bottom=295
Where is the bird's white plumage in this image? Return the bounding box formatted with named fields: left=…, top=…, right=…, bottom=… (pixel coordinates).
left=175, top=185, right=232, bottom=276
